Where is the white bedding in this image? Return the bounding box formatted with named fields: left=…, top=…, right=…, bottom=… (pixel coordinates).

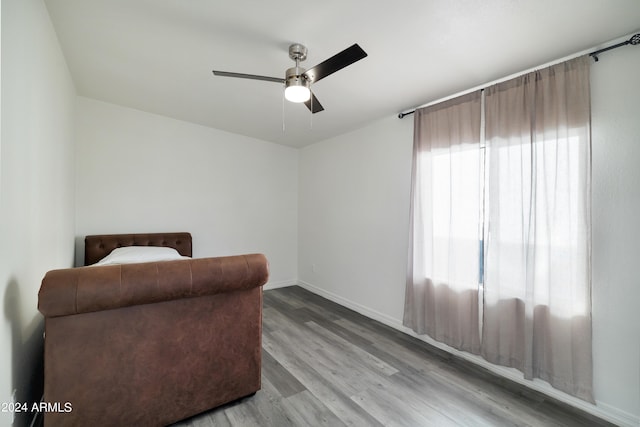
left=93, top=246, right=190, bottom=266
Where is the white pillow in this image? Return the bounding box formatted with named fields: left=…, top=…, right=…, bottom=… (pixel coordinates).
left=94, top=246, right=190, bottom=266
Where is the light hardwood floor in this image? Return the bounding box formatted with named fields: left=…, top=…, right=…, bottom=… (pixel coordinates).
left=174, top=286, right=613, bottom=427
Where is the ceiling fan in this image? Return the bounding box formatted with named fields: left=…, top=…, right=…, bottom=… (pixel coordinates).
left=212, top=43, right=367, bottom=113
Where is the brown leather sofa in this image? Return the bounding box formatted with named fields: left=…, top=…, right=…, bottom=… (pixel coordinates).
left=38, top=250, right=269, bottom=426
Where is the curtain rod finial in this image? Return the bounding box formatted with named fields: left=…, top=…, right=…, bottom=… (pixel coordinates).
left=398, top=110, right=415, bottom=119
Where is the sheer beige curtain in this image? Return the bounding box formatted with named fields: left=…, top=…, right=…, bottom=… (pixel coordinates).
left=404, top=92, right=482, bottom=354
left=481, top=56, right=593, bottom=402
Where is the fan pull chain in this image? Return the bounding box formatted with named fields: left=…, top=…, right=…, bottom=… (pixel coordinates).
left=282, top=84, right=286, bottom=132
left=309, top=94, right=313, bottom=129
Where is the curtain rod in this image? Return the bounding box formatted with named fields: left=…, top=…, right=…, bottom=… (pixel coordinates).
left=398, top=33, right=640, bottom=119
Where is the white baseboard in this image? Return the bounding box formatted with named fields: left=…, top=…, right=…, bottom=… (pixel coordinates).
left=296, top=280, right=639, bottom=427
left=263, top=279, right=297, bottom=291
left=297, top=280, right=401, bottom=326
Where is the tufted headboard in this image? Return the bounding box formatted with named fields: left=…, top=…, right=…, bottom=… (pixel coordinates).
left=84, top=232, right=192, bottom=266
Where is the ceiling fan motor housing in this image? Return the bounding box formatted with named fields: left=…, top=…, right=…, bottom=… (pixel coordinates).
left=285, top=66, right=308, bottom=82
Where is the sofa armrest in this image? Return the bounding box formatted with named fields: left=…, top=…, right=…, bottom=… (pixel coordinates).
left=38, top=254, right=268, bottom=318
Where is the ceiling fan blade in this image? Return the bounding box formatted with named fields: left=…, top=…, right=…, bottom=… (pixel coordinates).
left=303, top=44, right=367, bottom=83
left=212, top=70, right=284, bottom=84
left=304, top=92, right=325, bottom=113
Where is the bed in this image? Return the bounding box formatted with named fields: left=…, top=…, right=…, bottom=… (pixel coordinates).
left=38, top=232, right=269, bottom=426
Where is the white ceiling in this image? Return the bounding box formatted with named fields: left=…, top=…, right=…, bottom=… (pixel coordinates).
left=44, top=0, right=640, bottom=148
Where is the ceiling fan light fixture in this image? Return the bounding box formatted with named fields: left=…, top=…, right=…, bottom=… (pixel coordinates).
left=284, top=81, right=310, bottom=103
left=284, top=68, right=310, bottom=103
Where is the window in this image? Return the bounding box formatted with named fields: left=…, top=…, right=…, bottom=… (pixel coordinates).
left=405, top=56, right=594, bottom=402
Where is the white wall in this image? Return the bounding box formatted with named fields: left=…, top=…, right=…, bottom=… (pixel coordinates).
left=298, top=115, right=413, bottom=321
left=590, top=46, right=640, bottom=422
left=298, top=48, right=640, bottom=425
left=75, top=97, right=298, bottom=287
left=0, top=0, right=76, bottom=426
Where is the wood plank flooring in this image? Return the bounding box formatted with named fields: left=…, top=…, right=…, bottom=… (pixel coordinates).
left=173, top=286, right=614, bottom=427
